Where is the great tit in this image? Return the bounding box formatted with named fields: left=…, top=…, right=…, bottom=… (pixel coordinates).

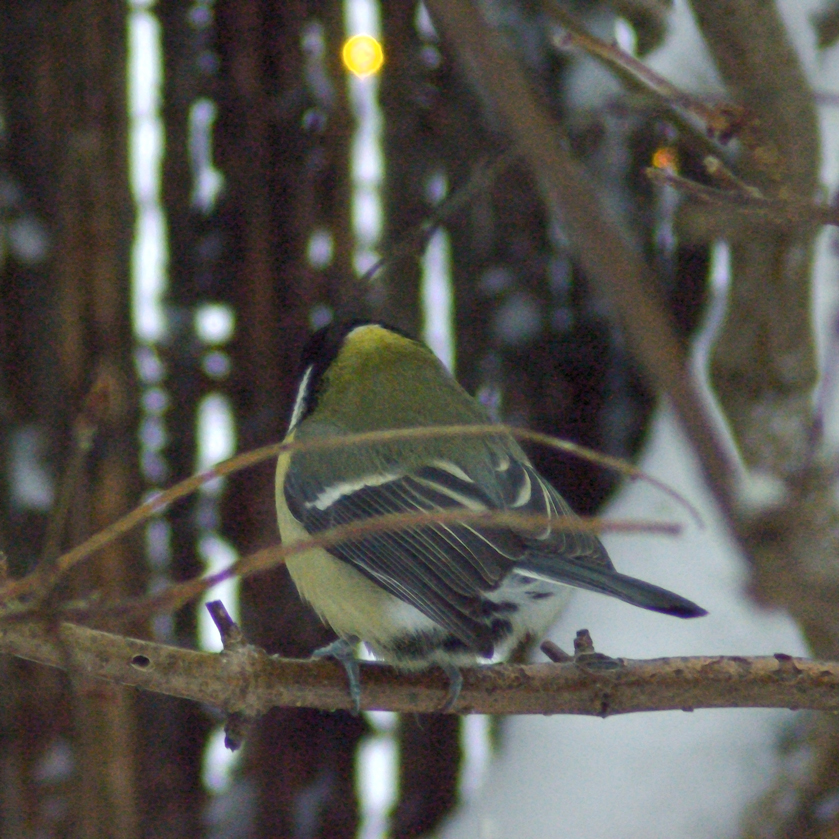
left=276, top=320, right=706, bottom=711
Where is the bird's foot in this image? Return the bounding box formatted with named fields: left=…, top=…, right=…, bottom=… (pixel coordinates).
left=312, top=637, right=362, bottom=715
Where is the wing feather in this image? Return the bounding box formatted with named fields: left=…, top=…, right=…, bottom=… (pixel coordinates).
left=283, top=451, right=610, bottom=650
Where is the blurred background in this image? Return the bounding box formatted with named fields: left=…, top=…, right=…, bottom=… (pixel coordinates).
left=0, top=0, right=837, bottom=836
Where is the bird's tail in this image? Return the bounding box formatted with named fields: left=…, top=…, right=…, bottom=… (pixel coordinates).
left=517, top=555, right=707, bottom=618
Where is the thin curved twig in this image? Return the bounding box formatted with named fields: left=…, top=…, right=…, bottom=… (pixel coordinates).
left=0, top=424, right=700, bottom=605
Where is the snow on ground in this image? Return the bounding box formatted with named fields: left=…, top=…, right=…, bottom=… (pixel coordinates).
left=441, top=3, right=839, bottom=835
left=440, top=407, right=808, bottom=839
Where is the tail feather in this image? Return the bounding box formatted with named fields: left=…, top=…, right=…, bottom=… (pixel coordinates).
left=517, top=555, right=707, bottom=618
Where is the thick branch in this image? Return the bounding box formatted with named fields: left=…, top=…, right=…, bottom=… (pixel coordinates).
left=423, top=0, right=735, bottom=517
left=688, top=0, right=820, bottom=480
left=0, top=618, right=834, bottom=716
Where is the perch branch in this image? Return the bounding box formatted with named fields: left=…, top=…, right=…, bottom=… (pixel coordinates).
left=0, top=615, right=833, bottom=716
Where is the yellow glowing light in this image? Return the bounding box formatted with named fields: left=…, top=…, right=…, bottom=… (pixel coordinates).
left=652, top=146, right=679, bottom=172
left=342, top=34, right=384, bottom=78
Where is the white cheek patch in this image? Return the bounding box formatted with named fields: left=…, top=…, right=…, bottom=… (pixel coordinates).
left=306, top=471, right=403, bottom=511
left=288, top=365, right=314, bottom=432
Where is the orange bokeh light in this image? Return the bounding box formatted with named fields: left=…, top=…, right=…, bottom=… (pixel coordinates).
left=652, top=146, right=679, bottom=172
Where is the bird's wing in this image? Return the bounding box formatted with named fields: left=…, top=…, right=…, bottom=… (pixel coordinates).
left=502, top=458, right=706, bottom=618
left=284, top=454, right=539, bottom=654
left=489, top=453, right=612, bottom=566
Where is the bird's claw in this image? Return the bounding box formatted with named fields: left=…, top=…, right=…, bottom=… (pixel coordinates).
left=312, top=637, right=362, bottom=714
left=440, top=664, right=463, bottom=712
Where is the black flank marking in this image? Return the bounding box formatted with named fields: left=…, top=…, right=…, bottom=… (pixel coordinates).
left=389, top=631, right=440, bottom=660
left=388, top=629, right=481, bottom=660
left=490, top=618, right=513, bottom=642
left=480, top=599, right=519, bottom=616
left=442, top=635, right=471, bottom=653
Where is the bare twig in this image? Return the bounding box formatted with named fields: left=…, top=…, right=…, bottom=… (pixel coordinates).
left=206, top=600, right=247, bottom=651
left=702, top=155, right=762, bottom=195
left=546, top=1, right=745, bottom=144
left=0, top=424, right=700, bottom=606
left=359, top=150, right=518, bottom=285
left=205, top=600, right=262, bottom=750
left=647, top=166, right=839, bottom=228
left=39, top=371, right=111, bottom=569
left=2, top=512, right=682, bottom=629
left=540, top=639, right=572, bottom=662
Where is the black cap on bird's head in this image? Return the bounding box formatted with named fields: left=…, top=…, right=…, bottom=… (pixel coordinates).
left=298, top=319, right=365, bottom=377
left=289, top=318, right=418, bottom=431
left=297, top=318, right=419, bottom=372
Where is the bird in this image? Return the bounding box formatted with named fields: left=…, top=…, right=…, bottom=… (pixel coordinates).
left=275, top=319, right=706, bottom=712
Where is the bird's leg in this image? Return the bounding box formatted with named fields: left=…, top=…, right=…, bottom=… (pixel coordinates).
left=440, top=664, right=463, bottom=712
left=312, top=637, right=362, bottom=714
